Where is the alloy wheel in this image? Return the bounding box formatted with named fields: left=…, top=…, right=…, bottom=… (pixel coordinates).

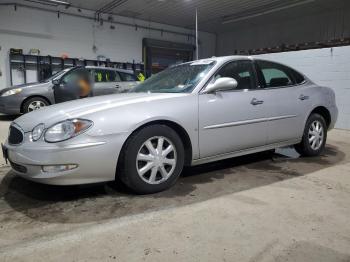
left=28, top=101, right=46, bottom=111
left=308, top=120, right=324, bottom=150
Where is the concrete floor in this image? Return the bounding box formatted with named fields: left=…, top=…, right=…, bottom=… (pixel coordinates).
left=0, top=115, right=350, bottom=261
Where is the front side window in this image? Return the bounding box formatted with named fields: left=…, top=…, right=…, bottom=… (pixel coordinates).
left=131, top=61, right=215, bottom=93
left=61, top=68, right=88, bottom=85
left=257, top=60, right=296, bottom=88
left=214, top=60, right=257, bottom=90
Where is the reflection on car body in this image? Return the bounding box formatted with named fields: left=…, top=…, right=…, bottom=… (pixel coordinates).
left=0, top=66, right=138, bottom=114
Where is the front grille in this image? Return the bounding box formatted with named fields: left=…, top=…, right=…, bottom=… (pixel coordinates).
left=10, top=161, right=27, bottom=173
left=8, top=125, right=24, bottom=145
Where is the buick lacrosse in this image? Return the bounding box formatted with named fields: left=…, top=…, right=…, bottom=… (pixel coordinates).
left=2, top=56, right=338, bottom=193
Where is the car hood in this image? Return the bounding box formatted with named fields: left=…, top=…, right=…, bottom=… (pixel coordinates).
left=14, top=93, right=189, bottom=131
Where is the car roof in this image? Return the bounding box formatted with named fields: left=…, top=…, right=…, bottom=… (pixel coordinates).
left=85, top=66, right=134, bottom=74
left=187, top=55, right=254, bottom=64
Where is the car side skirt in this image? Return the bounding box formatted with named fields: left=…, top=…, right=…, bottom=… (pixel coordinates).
left=191, top=138, right=301, bottom=166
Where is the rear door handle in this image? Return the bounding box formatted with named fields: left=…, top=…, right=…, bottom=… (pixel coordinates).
left=115, top=84, right=120, bottom=89
left=251, top=98, right=264, bottom=105
left=299, top=94, right=309, bottom=100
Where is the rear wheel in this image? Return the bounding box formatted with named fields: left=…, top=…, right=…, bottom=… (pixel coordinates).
left=23, top=97, right=49, bottom=113
left=295, top=113, right=327, bottom=156
left=118, top=125, right=184, bottom=194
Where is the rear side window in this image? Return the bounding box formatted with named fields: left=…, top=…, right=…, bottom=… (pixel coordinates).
left=119, top=72, right=137, bottom=81
left=94, top=69, right=121, bottom=82
left=257, top=60, right=296, bottom=88
left=290, top=69, right=305, bottom=84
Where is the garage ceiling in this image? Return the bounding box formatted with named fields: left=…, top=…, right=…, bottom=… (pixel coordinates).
left=19, top=0, right=345, bottom=33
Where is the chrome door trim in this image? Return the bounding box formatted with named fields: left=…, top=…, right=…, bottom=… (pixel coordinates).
left=203, top=114, right=297, bottom=130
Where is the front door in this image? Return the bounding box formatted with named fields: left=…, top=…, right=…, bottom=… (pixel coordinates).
left=198, top=60, right=268, bottom=158
left=53, top=67, right=92, bottom=103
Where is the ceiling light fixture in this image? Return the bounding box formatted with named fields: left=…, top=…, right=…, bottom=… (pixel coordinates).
left=24, top=0, right=70, bottom=7
left=222, top=0, right=315, bottom=24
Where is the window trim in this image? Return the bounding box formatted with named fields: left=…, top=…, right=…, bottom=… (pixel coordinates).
left=199, top=59, right=260, bottom=94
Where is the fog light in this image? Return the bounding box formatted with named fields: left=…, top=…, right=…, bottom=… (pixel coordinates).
left=42, top=164, right=78, bottom=173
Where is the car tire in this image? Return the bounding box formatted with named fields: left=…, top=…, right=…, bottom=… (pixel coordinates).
left=295, top=113, right=327, bottom=157
left=23, top=97, right=49, bottom=113
left=118, top=125, right=185, bottom=194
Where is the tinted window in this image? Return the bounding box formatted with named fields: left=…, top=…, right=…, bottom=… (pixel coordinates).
left=290, top=69, right=305, bottom=84
left=120, top=72, right=136, bottom=81
left=257, top=60, right=296, bottom=88
left=61, top=68, right=88, bottom=84
left=214, top=60, right=256, bottom=90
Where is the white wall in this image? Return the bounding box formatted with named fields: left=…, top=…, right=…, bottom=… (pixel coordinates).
left=255, top=46, right=350, bottom=130
left=0, top=5, right=216, bottom=90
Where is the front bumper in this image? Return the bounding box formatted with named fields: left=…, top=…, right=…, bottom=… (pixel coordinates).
left=3, top=132, right=128, bottom=185
left=0, top=96, right=22, bottom=115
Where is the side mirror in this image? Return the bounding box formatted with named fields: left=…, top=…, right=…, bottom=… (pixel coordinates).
left=52, top=79, right=60, bottom=85
left=204, top=77, right=238, bottom=94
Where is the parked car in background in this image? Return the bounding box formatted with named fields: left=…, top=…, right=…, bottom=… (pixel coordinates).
left=2, top=56, right=338, bottom=194
left=0, top=66, right=138, bottom=114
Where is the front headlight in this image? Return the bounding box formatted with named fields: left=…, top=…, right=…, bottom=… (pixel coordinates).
left=44, top=119, right=93, bottom=143
left=1, top=88, right=22, bottom=97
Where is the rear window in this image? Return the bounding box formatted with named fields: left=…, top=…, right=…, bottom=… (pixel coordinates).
left=119, top=72, right=137, bottom=81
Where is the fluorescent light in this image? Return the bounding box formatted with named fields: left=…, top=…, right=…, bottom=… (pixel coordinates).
left=222, top=0, right=315, bottom=24
left=24, top=0, right=70, bottom=6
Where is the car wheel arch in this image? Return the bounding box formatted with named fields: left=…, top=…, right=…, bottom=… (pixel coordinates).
left=21, top=95, right=51, bottom=113
left=118, top=119, right=193, bottom=168
left=306, top=106, right=331, bottom=128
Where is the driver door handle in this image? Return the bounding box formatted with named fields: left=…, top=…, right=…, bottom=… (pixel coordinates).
left=251, top=98, right=264, bottom=105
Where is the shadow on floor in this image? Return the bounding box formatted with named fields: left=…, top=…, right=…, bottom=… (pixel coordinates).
left=0, top=145, right=346, bottom=224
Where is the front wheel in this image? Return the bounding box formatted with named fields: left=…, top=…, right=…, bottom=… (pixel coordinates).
left=23, top=97, right=49, bottom=113
left=295, top=113, right=327, bottom=156
left=118, top=125, right=185, bottom=194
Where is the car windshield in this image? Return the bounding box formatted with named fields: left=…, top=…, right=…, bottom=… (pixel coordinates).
left=131, top=61, right=215, bottom=93
left=41, top=68, right=72, bottom=82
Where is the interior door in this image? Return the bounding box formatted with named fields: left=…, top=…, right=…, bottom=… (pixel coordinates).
left=255, top=60, right=307, bottom=144
left=198, top=60, right=268, bottom=158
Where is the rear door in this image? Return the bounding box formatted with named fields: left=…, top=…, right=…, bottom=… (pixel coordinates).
left=92, top=69, right=116, bottom=96
left=254, top=60, right=308, bottom=144
left=118, top=71, right=139, bottom=92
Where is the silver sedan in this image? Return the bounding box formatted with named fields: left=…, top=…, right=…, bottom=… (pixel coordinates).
left=2, top=56, right=338, bottom=194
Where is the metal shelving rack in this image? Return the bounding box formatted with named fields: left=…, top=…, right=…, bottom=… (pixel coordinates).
left=9, top=53, right=144, bottom=85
